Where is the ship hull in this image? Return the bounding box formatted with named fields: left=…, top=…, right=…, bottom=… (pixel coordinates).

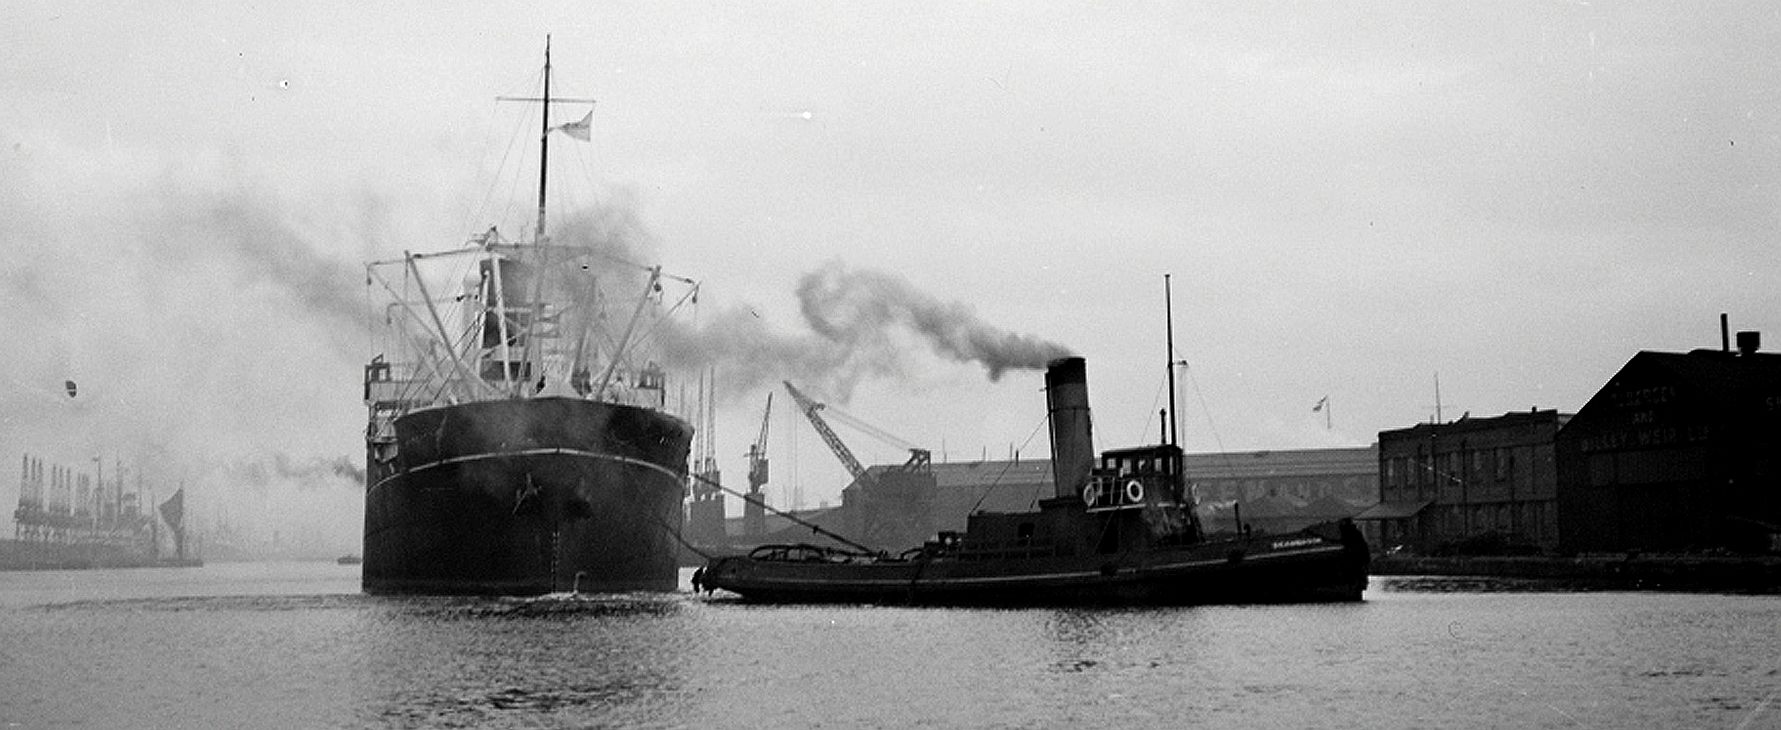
left=0, top=539, right=192, bottom=571
left=700, top=522, right=1369, bottom=606
left=363, top=397, right=691, bottom=595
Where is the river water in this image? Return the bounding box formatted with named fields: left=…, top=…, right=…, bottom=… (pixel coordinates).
left=1, top=562, right=1777, bottom=729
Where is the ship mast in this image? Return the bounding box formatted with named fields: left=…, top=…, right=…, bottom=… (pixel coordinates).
left=1165, top=273, right=1179, bottom=448
left=495, top=36, right=592, bottom=240
left=536, top=35, right=552, bottom=242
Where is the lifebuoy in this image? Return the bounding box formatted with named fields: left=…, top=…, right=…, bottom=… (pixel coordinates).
left=1082, top=484, right=1099, bottom=507
left=1124, top=479, right=1145, bottom=504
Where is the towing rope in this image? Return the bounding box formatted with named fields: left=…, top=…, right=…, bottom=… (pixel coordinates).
left=684, top=471, right=878, bottom=555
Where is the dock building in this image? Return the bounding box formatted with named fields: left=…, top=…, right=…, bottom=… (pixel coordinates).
left=1184, top=447, right=1378, bottom=535
left=1366, top=410, right=1568, bottom=555
left=1366, top=330, right=1781, bottom=557
left=1556, top=335, right=1781, bottom=554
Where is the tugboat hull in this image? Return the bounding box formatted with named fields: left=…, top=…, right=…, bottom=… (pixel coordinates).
left=700, top=520, right=1370, bottom=606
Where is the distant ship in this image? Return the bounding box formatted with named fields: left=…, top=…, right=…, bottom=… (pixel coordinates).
left=698, top=357, right=1370, bottom=605
left=360, top=41, right=694, bottom=595
left=5, top=455, right=198, bottom=570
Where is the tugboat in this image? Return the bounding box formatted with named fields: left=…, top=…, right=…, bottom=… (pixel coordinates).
left=698, top=284, right=1368, bottom=605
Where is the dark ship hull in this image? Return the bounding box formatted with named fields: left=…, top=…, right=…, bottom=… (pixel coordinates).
left=363, top=397, right=691, bottom=595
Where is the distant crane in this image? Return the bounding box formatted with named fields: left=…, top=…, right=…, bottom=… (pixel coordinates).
left=784, top=381, right=868, bottom=486
left=685, top=366, right=725, bottom=548
left=743, top=393, right=772, bottom=537
left=783, top=382, right=932, bottom=487
left=782, top=381, right=933, bottom=548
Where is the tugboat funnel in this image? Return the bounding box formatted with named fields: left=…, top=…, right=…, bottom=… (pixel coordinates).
left=1045, top=357, right=1095, bottom=500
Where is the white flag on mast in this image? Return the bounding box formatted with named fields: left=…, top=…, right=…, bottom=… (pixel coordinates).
left=555, top=110, right=593, bottom=141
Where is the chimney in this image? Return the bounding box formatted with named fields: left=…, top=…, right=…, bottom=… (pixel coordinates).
left=1045, top=357, right=1095, bottom=500
left=1737, top=331, right=1761, bottom=356
left=1721, top=313, right=1731, bottom=352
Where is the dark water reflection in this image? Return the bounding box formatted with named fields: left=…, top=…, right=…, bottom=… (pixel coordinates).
left=2, top=565, right=1778, bottom=728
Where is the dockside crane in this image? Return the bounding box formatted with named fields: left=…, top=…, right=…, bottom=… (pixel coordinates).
left=783, top=381, right=933, bottom=549
left=743, top=393, right=771, bottom=537
left=784, top=381, right=866, bottom=486
left=782, top=382, right=932, bottom=487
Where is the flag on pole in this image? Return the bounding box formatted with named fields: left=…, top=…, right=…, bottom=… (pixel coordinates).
left=555, top=110, right=593, bottom=141
left=1312, top=396, right=1328, bottom=413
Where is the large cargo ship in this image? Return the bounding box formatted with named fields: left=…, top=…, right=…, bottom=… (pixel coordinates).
left=360, top=42, right=695, bottom=595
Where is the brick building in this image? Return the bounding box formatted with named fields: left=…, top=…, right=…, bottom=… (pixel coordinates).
left=1366, top=410, right=1568, bottom=554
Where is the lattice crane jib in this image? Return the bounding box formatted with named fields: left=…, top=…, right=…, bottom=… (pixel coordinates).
left=783, top=381, right=874, bottom=489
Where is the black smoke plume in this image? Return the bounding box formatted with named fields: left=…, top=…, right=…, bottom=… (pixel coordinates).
left=655, top=261, right=1072, bottom=402
left=796, top=261, right=1073, bottom=381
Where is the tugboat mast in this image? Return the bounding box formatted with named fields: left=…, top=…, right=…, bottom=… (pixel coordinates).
left=1165, top=273, right=1179, bottom=448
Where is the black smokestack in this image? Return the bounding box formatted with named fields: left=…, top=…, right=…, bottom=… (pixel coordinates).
left=1045, top=357, right=1095, bottom=500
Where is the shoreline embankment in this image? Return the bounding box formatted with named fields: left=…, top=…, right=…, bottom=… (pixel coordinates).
left=1371, top=554, right=1781, bottom=593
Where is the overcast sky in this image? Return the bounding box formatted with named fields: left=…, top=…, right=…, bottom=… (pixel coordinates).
left=3, top=2, right=1778, bottom=530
